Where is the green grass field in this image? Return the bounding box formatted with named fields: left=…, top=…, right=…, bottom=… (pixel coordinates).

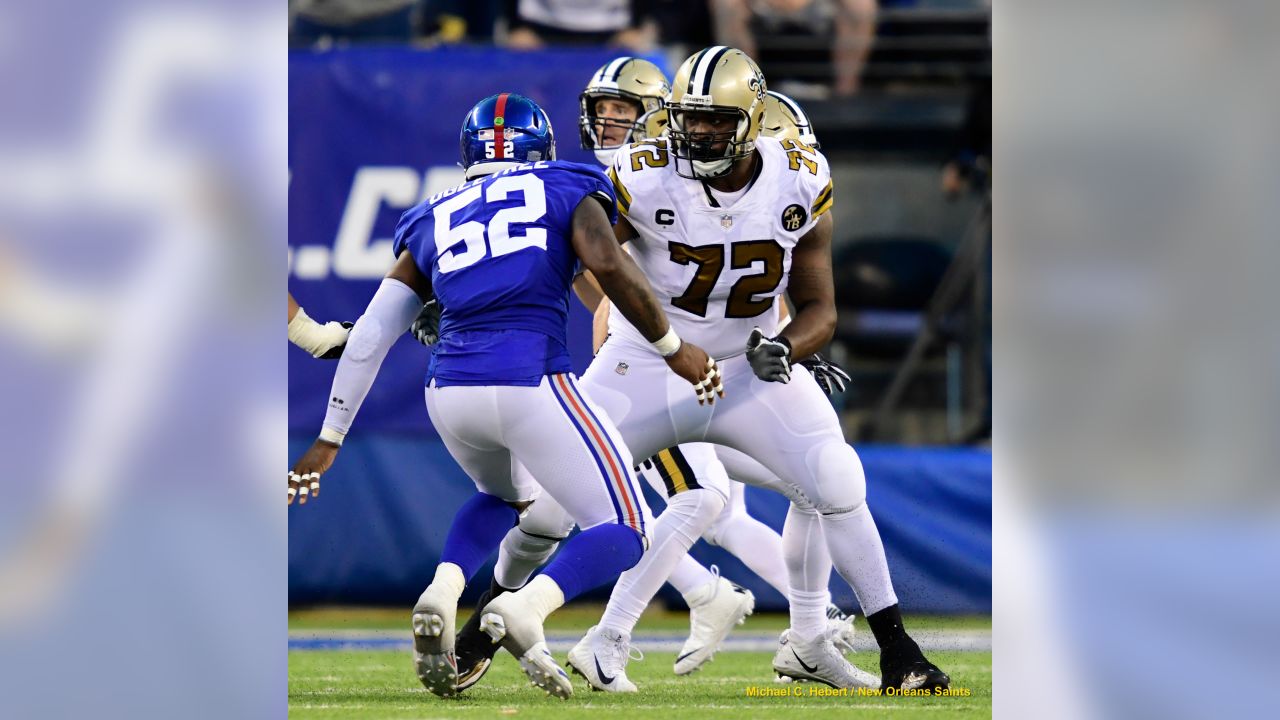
left=290, top=607, right=992, bottom=719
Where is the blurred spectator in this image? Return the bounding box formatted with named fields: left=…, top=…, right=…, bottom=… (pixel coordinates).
left=500, top=0, right=656, bottom=52
left=290, top=0, right=420, bottom=46
left=712, top=0, right=876, bottom=98
left=645, top=0, right=716, bottom=56
left=418, top=0, right=502, bottom=43
left=941, top=74, right=990, bottom=197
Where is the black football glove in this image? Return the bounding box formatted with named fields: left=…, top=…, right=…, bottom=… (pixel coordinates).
left=317, top=322, right=355, bottom=360
left=746, top=327, right=792, bottom=383
left=411, top=298, right=441, bottom=347
left=797, top=353, right=851, bottom=395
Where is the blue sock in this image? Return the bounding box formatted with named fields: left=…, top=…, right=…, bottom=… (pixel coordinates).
left=542, top=524, right=644, bottom=601
left=440, top=493, right=519, bottom=580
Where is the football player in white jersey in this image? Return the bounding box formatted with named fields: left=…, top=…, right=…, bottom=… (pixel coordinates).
left=563, top=47, right=950, bottom=693
left=583, top=86, right=867, bottom=682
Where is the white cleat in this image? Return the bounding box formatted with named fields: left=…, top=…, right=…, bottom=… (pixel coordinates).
left=825, top=604, right=859, bottom=656
left=674, top=572, right=755, bottom=675
left=411, top=584, right=459, bottom=697
left=772, top=629, right=880, bottom=689
left=479, top=593, right=573, bottom=699
left=566, top=625, right=642, bottom=692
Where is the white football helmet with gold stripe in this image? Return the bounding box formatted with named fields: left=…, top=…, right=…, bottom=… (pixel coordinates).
left=667, top=46, right=769, bottom=179
left=579, top=57, right=671, bottom=167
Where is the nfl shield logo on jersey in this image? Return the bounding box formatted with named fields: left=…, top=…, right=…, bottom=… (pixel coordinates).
left=615, top=362, right=629, bottom=375
left=782, top=204, right=808, bottom=231
left=720, top=214, right=734, bottom=229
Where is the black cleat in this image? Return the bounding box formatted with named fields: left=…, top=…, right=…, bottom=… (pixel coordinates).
left=453, top=583, right=507, bottom=692
left=879, top=636, right=951, bottom=691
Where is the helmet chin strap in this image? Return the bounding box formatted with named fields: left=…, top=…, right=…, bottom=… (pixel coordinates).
left=692, top=157, right=734, bottom=178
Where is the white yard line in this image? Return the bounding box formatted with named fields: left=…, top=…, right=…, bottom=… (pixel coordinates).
left=289, top=629, right=992, bottom=653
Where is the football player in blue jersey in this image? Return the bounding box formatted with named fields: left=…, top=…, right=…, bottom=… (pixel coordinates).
left=287, top=93, right=722, bottom=699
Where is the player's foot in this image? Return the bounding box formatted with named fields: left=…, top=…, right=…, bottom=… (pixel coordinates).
left=453, top=584, right=505, bottom=692
left=674, top=571, right=755, bottom=675
left=773, top=629, right=880, bottom=689
left=566, top=625, right=642, bottom=692
left=879, top=635, right=951, bottom=691
left=825, top=604, right=858, bottom=655
left=411, top=583, right=460, bottom=697
left=479, top=592, right=573, bottom=699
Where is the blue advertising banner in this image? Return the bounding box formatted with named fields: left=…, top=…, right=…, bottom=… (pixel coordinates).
left=289, top=46, right=669, bottom=434
left=287, top=438, right=992, bottom=613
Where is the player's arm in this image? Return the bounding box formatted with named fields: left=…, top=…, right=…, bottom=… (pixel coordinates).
left=574, top=213, right=642, bottom=350
left=592, top=296, right=612, bottom=355
left=779, top=211, right=836, bottom=359
left=571, top=196, right=723, bottom=403
left=746, top=212, right=835, bottom=383
left=288, top=252, right=431, bottom=505
left=572, top=271, right=605, bottom=312
left=571, top=209, right=641, bottom=314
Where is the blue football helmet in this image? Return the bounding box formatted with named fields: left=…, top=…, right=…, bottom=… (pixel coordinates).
left=459, top=93, right=556, bottom=179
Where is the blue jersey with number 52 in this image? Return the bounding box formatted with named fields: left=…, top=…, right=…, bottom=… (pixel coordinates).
left=393, top=160, right=617, bottom=387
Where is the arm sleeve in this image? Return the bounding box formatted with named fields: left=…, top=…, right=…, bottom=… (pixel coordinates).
left=321, top=278, right=423, bottom=438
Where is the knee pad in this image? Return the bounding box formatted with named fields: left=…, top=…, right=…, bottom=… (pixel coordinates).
left=701, top=496, right=742, bottom=547
left=663, top=487, right=727, bottom=544
left=502, top=526, right=564, bottom=563
left=806, top=440, right=867, bottom=515
left=667, top=486, right=727, bottom=518
left=518, top=498, right=577, bottom=539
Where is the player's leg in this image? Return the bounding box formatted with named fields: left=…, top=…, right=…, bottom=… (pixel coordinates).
left=579, top=443, right=732, bottom=688
left=706, top=449, right=791, bottom=598
left=705, top=356, right=948, bottom=690
left=496, top=495, right=575, bottom=589
left=455, top=492, right=576, bottom=691
left=414, top=383, right=533, bottom=697
left=715, top=445, right=862, bottom=659
left=476, top=373, right=650, bottom=698
left=554, top=346, right=738, bottom=689
left=568, top=443, right=733, bottom=690
left=630, top=447, right=756, bottom=676
left=582, top=345, right=729, bottom=632
left=632, top=453, right=719, bottom=599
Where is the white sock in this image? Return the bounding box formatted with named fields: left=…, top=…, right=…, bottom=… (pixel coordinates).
left=714, top=514, right=790, bottom=597
left=513, top=574, right=566, bottom=622
left=819, top=503, right=898, bottom=616
left=494, top=528, right=561, bottom=590
left=600, top=489, right=726, bottom=635
left=789, top=589, right=831, bottom=641
left=430, top=562, right=466, bottom=600
left=669, top=556, right=715, bottom=599
left=783, top=504, right=832, bottom=640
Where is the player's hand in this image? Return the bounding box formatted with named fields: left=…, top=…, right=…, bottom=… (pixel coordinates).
left=289, top=439, right=339, bottom=505
left=746, top=327, right=792, bottom=383
left=663, top=341, right=724, bottom=405
left=317, top=322, right=355, bottom=359
left=411, top=299, right=441, bottom=347
left=797, top=353, right=850, bottom=395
